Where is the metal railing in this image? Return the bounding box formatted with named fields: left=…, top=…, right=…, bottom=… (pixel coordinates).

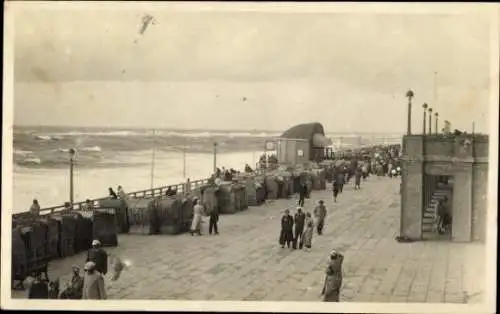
left=13, top=178, right=210, bottom=219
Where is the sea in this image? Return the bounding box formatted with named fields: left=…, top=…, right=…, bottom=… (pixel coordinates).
left=11, top=125, right=402, bottom=213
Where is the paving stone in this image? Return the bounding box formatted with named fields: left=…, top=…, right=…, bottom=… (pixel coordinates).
left=10, top=178, right=486, bottom=303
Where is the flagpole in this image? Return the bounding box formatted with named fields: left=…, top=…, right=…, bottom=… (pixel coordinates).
left=150, top=129, right=156, bottom=189
left=182, top=137, right=187, bottom=179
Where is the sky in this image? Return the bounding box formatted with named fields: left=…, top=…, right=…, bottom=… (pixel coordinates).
left=11, top=2, right=497, bottom=133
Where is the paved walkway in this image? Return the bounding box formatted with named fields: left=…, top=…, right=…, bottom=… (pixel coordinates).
left=12, top=177, right=485, bottom=303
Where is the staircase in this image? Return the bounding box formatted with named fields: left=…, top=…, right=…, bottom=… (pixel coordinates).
left=422, top=183, right=453, bottom=235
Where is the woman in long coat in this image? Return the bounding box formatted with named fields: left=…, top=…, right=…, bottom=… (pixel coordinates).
left=321, top=250, right=344, bottom=302
left=190, top=197, right=204, bottom=236
left=279, top=209, right=294, bottom=248
left=301, top=213, right=314, bottom=251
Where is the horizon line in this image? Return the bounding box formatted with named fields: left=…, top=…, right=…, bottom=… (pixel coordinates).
left=12, top=123, right=406, bottom=135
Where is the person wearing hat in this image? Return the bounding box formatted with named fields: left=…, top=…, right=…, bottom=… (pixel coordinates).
left=321, top=250, right=344, bottom=302
left=190, top=197, right=204, bottom=236
left=279, top=209, right=294, bottom=249
left=85, top=239, right=108, bottom=276
left=60, top=265, right=84, bottom=299
left=292, top=207, right=306, bottom=250
left=82, top=261, right=107, bottom=300
left=313, top=200, right=327, bottom=235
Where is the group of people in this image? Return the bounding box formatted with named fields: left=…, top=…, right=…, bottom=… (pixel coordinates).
left=189, top=196, right=220, bottom=236
left=279, top=199, right=327, bottom=249
left=28, top=239, right=121, bottom=300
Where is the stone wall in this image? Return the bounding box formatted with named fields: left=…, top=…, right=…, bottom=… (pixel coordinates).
left=401, top=134, right=489, bottom=243
left=472, top=164, right=488, bottom=242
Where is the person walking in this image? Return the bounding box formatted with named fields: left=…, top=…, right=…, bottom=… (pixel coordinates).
left=85, top=239, right=108, bottom=276
left=313, top=200, right=327, bottom=235
left=332, top=180, right=340, bottom=203
left=293, top=207, right=306, bottom=249
left=279, top=209, right=294, bottom=249
left=321, top=250, right=344, bottom=302
left=208, top=207, right=219, bottom=235
left=82, top=261, right=107, bottom=300
left=190, top=197, right=204, bottom=236
left=298, top=182, right=307, bottom=207
left=301, top=213, right=314, bottom=252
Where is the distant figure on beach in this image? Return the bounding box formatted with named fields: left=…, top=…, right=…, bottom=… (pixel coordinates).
left=321, top=250, right=344, bottom=302
left=279, top=209, right=294, bottom=249
left=313, top=200, right=327, bottom=235
left=332, top=180, right=340, bottom=203
left=165, top=187, right=176, bottom=197
left=85, top=240, right=108, bottom=276
left=30, top=199, right=40, bottom=216
left=354, top=167, right=362, bottom=190
left=59, top=266, right=84, bottom=299
left=293, top=207, right=306, bottom=250
left=298, top=182, right=307, bottom=207
left=301, top=213, right=314, bottom=251
left=108, top=187, right=118, bottom=199
left=117, top=185, right=127, bottom=199
left=82, top=261, right=107, bottom=300
left=63, top=202, right=72, bottom=211
left=244, top=163, right=253, bottom=173
left=190, top=197, right=203, bottom=236
left=82, top=199, right=94, bottom=210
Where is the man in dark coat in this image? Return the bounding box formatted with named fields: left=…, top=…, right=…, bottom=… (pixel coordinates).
left=28, top=272, right=49, bottom=299
left=86, top=240, right=108, bottom=275
left=354, top=167, right=362, bottom=190
left=314, top=200, right=327, bottom=235
left=293, top=207, right=306, bottom=249
left=298, top=182, right=307, bottom=207
left=337, top=172, right=345, bottom=193
left=279, top=209, right=294, bottom=249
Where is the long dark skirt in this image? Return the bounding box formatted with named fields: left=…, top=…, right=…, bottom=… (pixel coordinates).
left=279, top=229, right=293, bottom=246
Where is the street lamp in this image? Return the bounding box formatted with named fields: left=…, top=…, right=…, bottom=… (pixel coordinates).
left=213, top=142, right=217, bottom=174
left=434, top=112, right=439, bottom=135
left=406, top=90, right=414, bottom=135
left=422, top=103, right=428, bottom=135
left=428, top=107, right=433, bottom=135
left=68, top=148, right=76, bottom=206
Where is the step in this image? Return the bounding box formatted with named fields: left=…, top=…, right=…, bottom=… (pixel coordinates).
left=422, top=217, right=435, bottom=225
left=423, top=212, right=436, bottom=219
left=422, top=226, right=435, bottom=233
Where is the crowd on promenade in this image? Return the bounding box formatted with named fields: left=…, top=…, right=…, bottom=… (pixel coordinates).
left=22, top=144, right=401, bottom=302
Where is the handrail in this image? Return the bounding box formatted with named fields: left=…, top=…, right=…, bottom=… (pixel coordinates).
left=13, top=178, right=209, bottom=219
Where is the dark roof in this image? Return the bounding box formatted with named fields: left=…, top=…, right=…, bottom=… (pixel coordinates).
left=280, top=122, right=325, bottom=140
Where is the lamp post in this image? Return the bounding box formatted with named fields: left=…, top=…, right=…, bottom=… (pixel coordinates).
left=406, top=90, right=414, bottom=135
left=213, top=142, right=217, bottom=174
left=428, top=107, right=433, bottom=135
left=422, top=103, right=428, bottom=135
left=68, top=148, right=76, bottom=206
left=434, top=112, right=439, bottom=135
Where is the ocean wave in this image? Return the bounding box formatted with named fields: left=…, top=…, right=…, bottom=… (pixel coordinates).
left=31, top=130, right=281, bottom=139
left=14, top=149, right=34, bottom=156
left=55, top=146, right=102, bottom=153
left=18, top=157, right=42, bottom=165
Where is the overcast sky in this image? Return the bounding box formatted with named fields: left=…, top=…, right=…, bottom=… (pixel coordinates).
left=11, top=3, right=496, bottom=132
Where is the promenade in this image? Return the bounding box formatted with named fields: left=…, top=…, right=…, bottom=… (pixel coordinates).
left=12, top=177, right=485, bottom=303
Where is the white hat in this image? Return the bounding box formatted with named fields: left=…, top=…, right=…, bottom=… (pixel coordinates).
left=84, top=261, right=96, bottom=271
left=330, top=250, right=338, bottom=256
left=92, top=239, right=101, bottom=246
left=296, top=206, right=302, bottom=210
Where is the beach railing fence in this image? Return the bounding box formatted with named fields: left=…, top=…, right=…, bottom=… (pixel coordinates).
left=13, top=178, right=210, bottom=219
